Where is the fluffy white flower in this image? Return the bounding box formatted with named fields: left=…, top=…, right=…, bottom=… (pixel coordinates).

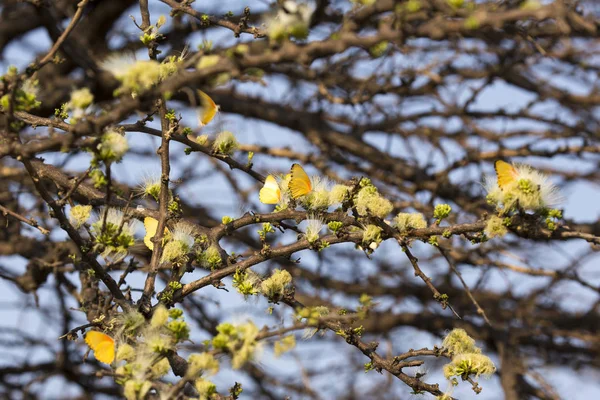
left=90, top=208, right=140, bottom=259
left=303, top=217, right=324, bottom=243
left=93, top=208, right=139, bottom=237
left=100, top=53, right=137, bottom=78
left=171, top=222, right=195, bottom=248
left=97, top=130, right=129, bottom=163
left=160, top=222, right=196, bottom=263
left=21, top=79, right=39, bottom=97
left=137, top=172, right=162, bottom=200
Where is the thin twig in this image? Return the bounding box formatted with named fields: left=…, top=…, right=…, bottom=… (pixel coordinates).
left=439, top=246, right=493, bottom=327
left=39, top=0, right=91, bottom=66
left=0, top=204, right=50, bottom=235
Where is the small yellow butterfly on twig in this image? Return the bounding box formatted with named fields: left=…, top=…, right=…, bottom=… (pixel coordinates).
left=494, top=160, right=518, bottom=190
left=259, top=175, right=282, bottom=204
left=85, top=331, right=115, bottom=364
left=289, top=163, right=312, bottom=199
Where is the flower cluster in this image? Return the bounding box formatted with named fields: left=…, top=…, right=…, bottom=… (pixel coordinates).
left=484, top=215, right=508, bottom=239
left=260, top=269, right=292, bottom=301
left=100, top=51, right=183, bottom=97
left=361, top=224, right=382, bottom=250
left=232, top=269, right=260, bottom=297
left=485, top=162, right=562, bottom=212
left=354, top=179, right=393, bottom=218
left=296, top=306, right=330, bottom=338
left=197, top=246, right=222, bottom=270
left=394, top=212, right=427, bottom=233
left=95, top=130, right=129, bottom=164
left=0, top=67, right=41, bottom=112
left=441, top=329, right=496, bottom=382
left=112, top=307, right=191, bottom=400
left=65, top=87, right=94, bottom=123
left=160, top=222, right=196, bottom=264
left=303, top=217, right=325, bottom=243
left=212, top=131, right=239, bottom=155
left=90, top=208, right=139, bottom=260
left=211, top=321, right=261, bottom=369
left=69, top=204, right=92, bottom=228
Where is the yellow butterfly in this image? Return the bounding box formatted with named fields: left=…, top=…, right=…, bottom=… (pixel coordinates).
left=197, top=90, right=219, bottom=127
left=85, top=331, right=115, bottom=364
left=259, top=175, right=282, bottom=204
left=494, top=160, right=518, bottom=190
left=289, top=163, right=312, bottom=199
left=143, top=217, right=171, bottom=250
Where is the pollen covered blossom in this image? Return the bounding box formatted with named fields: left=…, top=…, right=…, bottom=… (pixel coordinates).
left=66, top=87, right=94, bottom=123
left=394, top=212, right=427, bottom=233
left=485, top=163, right=562, bottom=212
left=211, top=321, right=261, bottom=370
left=160, top=222, right=195, bottom=263
left=442, top=328, right=480, bottom=356
left=302, top=176, right=334, bottom=210
left=137, top=173, right=161, bottom=200
left=260, top=269, right=292, bottom=299
left=116, top=343, right=135, bottom=362
left=69, top=204, right=92, bottom=228
left=69, top=87, right=94, bottom=109
left=274, top=174, right=292, bottom=208
left=96, top=130, right=129, bottom=163
left=484, top=215, right=508, bottom=239
left=100, top=53, right=181, bottom=96
left=440, top=329, right=496, bottom=382
left=329, top=184, right=351, bottom=205
left=0, top=76, right=41, bottom=112
left=303, top=217, right=325, bottom=243
left=187, top=352, right=220, bottom=377
left=150, top=305, right=169, bottom=329
left=443, top=353, right=496, bottom=380
left=354, top=182, right=393, bottom=218
left=362, top=224, right=383, bottom=249
left=212, top=131, right=239, bottom=155
left=90, top=208, right=139, bottom=259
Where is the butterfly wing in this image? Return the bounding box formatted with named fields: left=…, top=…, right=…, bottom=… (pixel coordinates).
left=144, top=217, right=170, bottom=250
left=144, top=217, right=158, bottom=250
left=259, top=175, right=281, bottom=204
left=85, top=331, right=115, bottom=364
left=495, top=160, right=518, bottom=189
left=289, top=164, right=312, bottom=199
left=198, top=90, right=219, bottom=126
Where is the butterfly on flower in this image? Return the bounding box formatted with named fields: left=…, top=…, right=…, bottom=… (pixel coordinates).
left=85, top=331, right=115, bottom=364
left=487, top=160, right=562, bottom=211
left=289, top=163, right=312, bottom=199
left=197, top=90, right=219, bottom=127
left=494, top=160, right=518, bottom=190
